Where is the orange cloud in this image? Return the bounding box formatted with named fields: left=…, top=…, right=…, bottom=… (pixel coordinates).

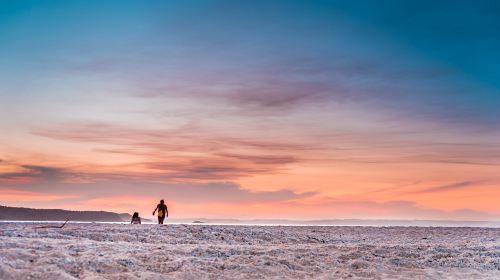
left=0, top=189, right=77, bottom=202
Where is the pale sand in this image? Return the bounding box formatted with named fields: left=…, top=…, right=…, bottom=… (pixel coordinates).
left=0, top=223, right=499, bottom=279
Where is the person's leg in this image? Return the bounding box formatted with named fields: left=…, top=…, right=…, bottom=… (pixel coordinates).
left=160, top=216, right=165, bottom=224
left=158, top=216, right=161, bottom=224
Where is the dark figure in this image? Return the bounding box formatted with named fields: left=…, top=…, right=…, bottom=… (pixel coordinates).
left=130, top=212, right=141, bottom=224
left=152, top=199, right=169, bottom=224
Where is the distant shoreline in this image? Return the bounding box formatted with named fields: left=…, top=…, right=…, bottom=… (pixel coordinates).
left=1, top=220, right=499, bottom=228
left=2, top=205, right=498, bottom=227
left=0, top=205, right=151, bottom=223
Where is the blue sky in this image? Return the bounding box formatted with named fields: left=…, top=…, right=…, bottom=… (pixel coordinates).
left=2, top=0, right=499, bottom=125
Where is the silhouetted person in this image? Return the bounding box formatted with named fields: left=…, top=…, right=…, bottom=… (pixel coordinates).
left=152, top=199, right=168, bottom=224
left=130, top=212, right=141, bottom=224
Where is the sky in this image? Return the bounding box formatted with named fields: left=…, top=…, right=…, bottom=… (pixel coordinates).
left=1, top=0, right=499, bottom=220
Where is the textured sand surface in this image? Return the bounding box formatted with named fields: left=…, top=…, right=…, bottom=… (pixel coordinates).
left=0, top=223, right=499, bottom=279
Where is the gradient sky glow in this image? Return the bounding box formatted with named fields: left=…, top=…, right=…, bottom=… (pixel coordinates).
left=1, top=0, right=500, bottom=220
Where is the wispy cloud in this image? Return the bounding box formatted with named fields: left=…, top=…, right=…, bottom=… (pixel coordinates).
left=31, top=121, right=311, bottom=181
left=0, top=165, right=67, bottom=183
left=217, top=153, right=298, bottom=165
left=0, top=188, right=77, bottom=202
left=31, top=120, right=500, bottom=177
left=281, top=198, right=498, bottom=220
left=0, top=164, right=315, bottom=205
left=0, top=162, right=497, bottom=220
left=413, top=181, right=479, bottom=194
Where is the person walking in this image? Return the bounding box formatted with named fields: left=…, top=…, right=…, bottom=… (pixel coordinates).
left=152, top=199, right=169, bottom=224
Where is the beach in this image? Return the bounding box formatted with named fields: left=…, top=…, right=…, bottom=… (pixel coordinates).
left=0, top=222, right=499, bottom=279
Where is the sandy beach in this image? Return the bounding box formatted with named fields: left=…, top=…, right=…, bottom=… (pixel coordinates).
left=0, top=223, right=498, bottom=279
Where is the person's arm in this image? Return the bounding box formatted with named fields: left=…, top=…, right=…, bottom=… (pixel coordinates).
left=152, top=205, right=158, bottom=216
left=166, top=205, right=169, bottom=218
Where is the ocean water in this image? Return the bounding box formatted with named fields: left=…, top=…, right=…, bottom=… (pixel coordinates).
left=1, top=219, right=499, bottom=227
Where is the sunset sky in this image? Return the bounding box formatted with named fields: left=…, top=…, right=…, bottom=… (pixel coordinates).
left=1, top=0, right=499, bottom=220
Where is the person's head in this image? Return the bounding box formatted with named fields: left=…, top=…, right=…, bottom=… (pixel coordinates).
left=132, top=212, right=139, bottom=218
left=160, top=199, right=164, bottom=204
